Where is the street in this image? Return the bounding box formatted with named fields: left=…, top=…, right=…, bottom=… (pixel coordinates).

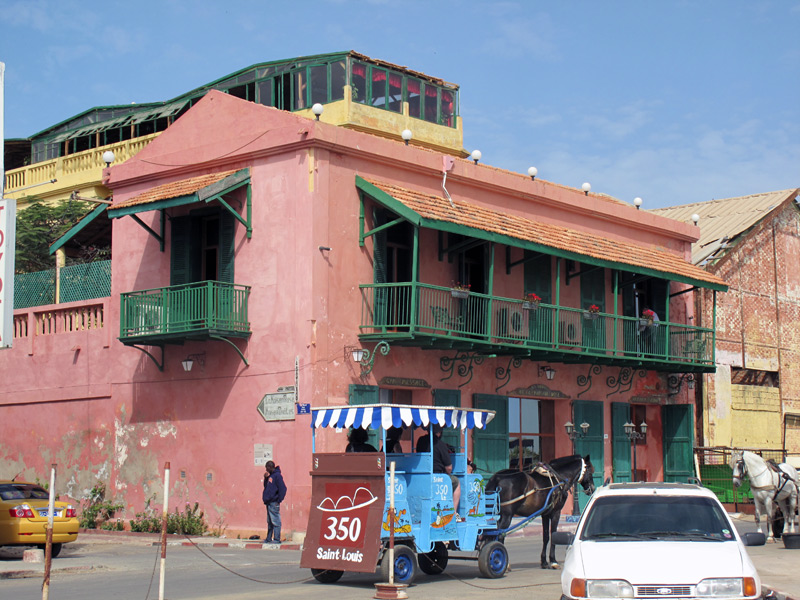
left=1, top=515, right=797, bottom=600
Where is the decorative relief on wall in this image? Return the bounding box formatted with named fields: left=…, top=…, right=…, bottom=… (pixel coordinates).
left=576, top=364, right=603, bottom=398
left=494, top=356, right=524, bottom=392
left=606, top=367, right=647, bottom=397
left=439, top=351, right=486, bottom=388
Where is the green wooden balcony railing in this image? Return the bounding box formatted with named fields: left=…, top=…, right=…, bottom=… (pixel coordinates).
left=359, top=282, right=714, bottom=369
left=120, top=281, right=251, bottom=343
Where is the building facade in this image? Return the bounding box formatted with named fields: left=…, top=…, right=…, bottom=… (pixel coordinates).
left=1, top=55, right=725, bottom=539
left=654, top=191, right=800, bottom=457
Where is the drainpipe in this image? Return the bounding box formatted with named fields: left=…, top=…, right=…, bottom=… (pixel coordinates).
left=772, top=223, right=784, bottom=455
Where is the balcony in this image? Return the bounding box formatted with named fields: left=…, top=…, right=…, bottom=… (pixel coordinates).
left=4, top=135, right=159, bottom=203
left=359, top=283, right=714, bottom=372
left=120, top=281, right=251, bottom=346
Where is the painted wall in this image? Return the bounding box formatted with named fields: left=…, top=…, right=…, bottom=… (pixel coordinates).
left=1, top=91, right=699, bottom=538
left=701, top=202, right=800, bottom=453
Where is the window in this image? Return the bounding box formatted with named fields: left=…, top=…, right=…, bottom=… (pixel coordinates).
left=309, top=65, right=328, bottom=106
left=171, top=208, right=235, bottom=286
left=330, top=60, right=346, bottom=101
left=406, top=78, right=422, bottom=119
left=508, top=398, right=555, bottom=471
left=351, top=61, right=367, bottom=103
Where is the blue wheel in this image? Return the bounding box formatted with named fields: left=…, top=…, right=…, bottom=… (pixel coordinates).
left=478, top=540, right=508, bottom=578
left=380, top=545, right=417, bottom=585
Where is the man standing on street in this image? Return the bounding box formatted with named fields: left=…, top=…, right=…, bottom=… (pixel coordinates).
left=262, top=460, right=287, bottom=544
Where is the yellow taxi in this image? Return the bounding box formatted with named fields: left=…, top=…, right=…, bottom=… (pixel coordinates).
left=0, top=480, right=79, bottom=557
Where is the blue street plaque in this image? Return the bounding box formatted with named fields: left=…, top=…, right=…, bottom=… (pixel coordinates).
left=296, top=403, right=311, bottom=415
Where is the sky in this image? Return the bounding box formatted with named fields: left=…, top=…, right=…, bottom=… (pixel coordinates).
left=1, top=0, right=798, bottom=209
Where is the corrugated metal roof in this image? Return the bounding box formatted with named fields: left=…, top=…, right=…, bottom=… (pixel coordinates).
left=650, top=189, right=800, bottom=266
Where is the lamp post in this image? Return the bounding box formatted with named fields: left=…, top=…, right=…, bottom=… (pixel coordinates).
left=564, top=420, right=590, bottom=515
left=623, top=421, right=647, bottom=482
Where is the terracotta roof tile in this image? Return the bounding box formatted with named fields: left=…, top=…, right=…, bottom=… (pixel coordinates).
left=113, top=170, right=239, bottom=209
left=364, top=178, right=727, bottom=289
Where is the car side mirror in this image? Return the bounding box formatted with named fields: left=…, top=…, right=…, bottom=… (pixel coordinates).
left=552, top=531, right=574, bottom=546
left=742, top=532, right=766, bottom=546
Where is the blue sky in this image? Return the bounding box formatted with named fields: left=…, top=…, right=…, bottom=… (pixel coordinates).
left=2, top=0, right=798, bottom=208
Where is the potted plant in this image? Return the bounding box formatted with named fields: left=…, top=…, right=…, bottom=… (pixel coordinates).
left=641, top=308, right=656, bottom=327
left=522, top=292, right=541, bottom=310
left=584, top=304, right=601, bottom=320
left=451, top=282, right=471, bottom=299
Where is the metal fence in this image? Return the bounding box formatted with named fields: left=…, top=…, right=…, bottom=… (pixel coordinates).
left=14, top=260, right=111, bottom=309
left=694, top=446, right=792, bottom=505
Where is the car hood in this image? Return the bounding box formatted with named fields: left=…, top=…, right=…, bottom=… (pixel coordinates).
left=577, top=541, right=747, bottom=583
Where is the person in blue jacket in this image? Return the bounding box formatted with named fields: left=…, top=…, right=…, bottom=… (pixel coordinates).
left=262, top=460, right=287, bottom=544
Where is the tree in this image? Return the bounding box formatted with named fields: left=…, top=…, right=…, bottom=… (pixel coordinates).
left=14, top=198, right=104, bottom=273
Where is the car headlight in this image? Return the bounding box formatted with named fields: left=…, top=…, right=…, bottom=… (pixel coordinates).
left=696, top=578, right=744, bottom=597
left=571, top=579, right=633, bottom=598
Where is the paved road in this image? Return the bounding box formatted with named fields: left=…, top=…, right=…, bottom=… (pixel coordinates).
left=1, top=514, right=797, bottom=600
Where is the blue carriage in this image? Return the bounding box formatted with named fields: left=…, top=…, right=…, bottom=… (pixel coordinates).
left=299, top=404, right=507, bottom=584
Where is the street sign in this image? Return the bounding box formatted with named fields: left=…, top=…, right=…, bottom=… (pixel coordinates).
left=257, top=391, right=296, bottom=422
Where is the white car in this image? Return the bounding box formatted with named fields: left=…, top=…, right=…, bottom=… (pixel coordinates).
left=554, top=482, right=764, bottom=600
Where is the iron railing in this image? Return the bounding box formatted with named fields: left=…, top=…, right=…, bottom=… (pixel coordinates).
left=120, top=281, right=251, bottom=341
left=360, top=282, right=714, bottom=366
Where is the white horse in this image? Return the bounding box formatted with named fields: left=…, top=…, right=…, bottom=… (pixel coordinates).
left=731, top=450, right=798, bottom=541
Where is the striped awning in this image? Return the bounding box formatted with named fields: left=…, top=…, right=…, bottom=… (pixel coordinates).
left=311, top=404, right=495, bottom=431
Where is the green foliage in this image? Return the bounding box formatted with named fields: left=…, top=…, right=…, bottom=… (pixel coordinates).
left=129, top=496, right=209, bottom=535
left=80, top=483, right=124, bottom=529
left=101, top=519, right=125, bottom=531
left=14, top=198, right=108, bottom=273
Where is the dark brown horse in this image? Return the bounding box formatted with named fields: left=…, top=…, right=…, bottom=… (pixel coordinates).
left=486, top=454, right=595, bottom=569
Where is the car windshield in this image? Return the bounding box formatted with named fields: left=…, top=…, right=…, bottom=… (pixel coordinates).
left=580, top=495, right=734, bottom=541
left=0, top=483, right=50, bottom=501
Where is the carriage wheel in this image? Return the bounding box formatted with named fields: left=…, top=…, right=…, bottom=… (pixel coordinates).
left=380, top=545, right=417, bottom=585
left=311, top=568, right=344, bottom=583
left=418, top=541, right=448, bottom=575
left=478, top=540, right=508, bottom=578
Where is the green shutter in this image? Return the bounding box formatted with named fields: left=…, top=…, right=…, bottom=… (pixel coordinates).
left=572, top=399, right=605, bottom=511
left=219, top=210, right=235, bottom=284
left=349, top=384, right=381, bottom=449
left=611, top=402, right=632, bottom=483
left=662, top=404, right=695, bottom=483
left=580, top=267, right=606, bottom=350
left=170, top=216, right=192, bottom=286
left=433, top=389, right=461, bottom=451
left=472, top=394, right=508, bottom=477
left=524, top=252, right=552, bottom=303
left=373, top=208, right=388, bottom=326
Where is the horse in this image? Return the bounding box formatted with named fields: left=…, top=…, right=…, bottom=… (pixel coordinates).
left=486, top=454, right=595, bottom=569
left=731, top=450, right=798, bottom=541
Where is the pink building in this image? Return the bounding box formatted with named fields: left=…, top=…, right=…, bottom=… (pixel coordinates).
left=2, top=63, right=726, bottom=540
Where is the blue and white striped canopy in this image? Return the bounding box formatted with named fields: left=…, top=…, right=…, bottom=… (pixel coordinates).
left=311, top=404, right=495, bottom=431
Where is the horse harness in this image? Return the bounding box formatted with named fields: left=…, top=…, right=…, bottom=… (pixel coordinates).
left=737, top=457, right=794, bottom=502
left=499, top=459, right=579, bottom=507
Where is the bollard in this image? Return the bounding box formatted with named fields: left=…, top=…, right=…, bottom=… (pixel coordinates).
left=41, top=464, right=56, bottom=600
left=374, top=461, right=408, bottom=600
left=159, top=462, right=170, bottom=600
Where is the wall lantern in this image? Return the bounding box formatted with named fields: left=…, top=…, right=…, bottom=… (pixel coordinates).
left=182, top=352, right=206, bottom=372
left=539, top=365, right=556, bottom=380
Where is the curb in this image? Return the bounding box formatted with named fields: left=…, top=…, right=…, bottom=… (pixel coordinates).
left=155, top=540, right=302, bottom=551
left=0, top=565, right=97, bottom=580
